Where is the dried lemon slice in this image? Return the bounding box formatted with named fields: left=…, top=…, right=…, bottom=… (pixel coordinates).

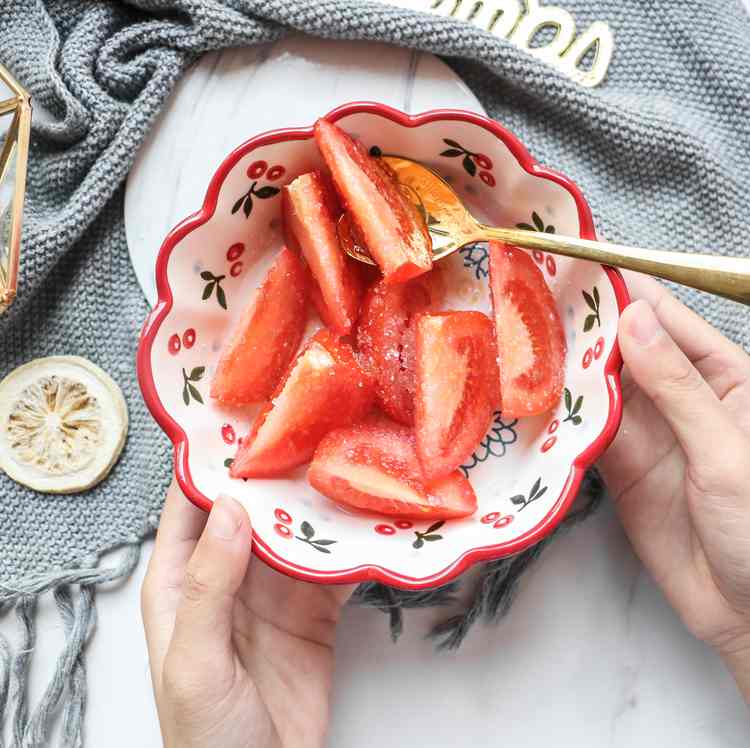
left=0, top=356, right=128, bottom=494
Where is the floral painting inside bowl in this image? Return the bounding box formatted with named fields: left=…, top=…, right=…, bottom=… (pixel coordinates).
left=137, top=102, right=629, bottom=590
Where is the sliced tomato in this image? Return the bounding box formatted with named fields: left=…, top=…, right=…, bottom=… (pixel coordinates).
left=414, top=311, right=498, bottom=480
left=314, top=119, right=433, bottom=284
left=282, top=171, right=363, bottom=335
left=488, top=241, right=566, bottom=417
left=308, top=417, right=477, bottom=520
left=230, top=330, right=375, bottom=478
left=356, top=269, right=444, bottom=425
left=210, top=247, right=308, bottom=405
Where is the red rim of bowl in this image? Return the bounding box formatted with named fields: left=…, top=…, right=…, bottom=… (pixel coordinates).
left=136, top=101, right=630, bottom=590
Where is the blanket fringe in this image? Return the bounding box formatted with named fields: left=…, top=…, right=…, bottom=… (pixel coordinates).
left=0, top=543, right=141, bottom=747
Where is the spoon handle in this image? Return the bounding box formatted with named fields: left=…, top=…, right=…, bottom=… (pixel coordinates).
left=480, top=225, right=750, bottom=306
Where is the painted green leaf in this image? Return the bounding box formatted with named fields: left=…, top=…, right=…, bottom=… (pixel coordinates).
left=425, top=520, right=445, bottom=534
left=200, top=271, right=214, bottom=281
left=572, top=395, right=583, bottom=415
left=584, top=314, right=596, bottom=332
left=582, top=290, right=597, bottom=312
left=224, top=458, right=234, bottom=468
left=413, top=537, right=425, bottom=549
left=593, top=286, right=600, bottom=308
left=516, top=222, right=535, bottom=231
left=188, top=384, right=203, bottom=404
left=255, top=185, right=280, bottom=199
left=564, top=387, right=572, bottom=412
left=531, top=477, right=541, bottom=497
left=313, top=545, right=331, bottom=554
left=216, top=284, right=227, bottom=310
left=510, top=494, right=526, bottom=505
left=202, top=281, right=215, bottom=301
left=313, top=539, right=337, bottom=546
left=242, top=195, right=253, bottom=218
left=462, top=154, right=476, bottom=176
left=440, top=148, right=463, bottom=157
left=301, top=521, right=314, bottom=539
left=532, top=211, right=544, bottom=232
left=532, top=485, right=548, bottom=502
left=182, top=385, right=190, bottom=406
left=189, top=366, right=205, bottom=381
left=443, top=138, right=462, bottom=149
left=545, top=225, right=555, bottom=233
left=231, top=196, right=245, bottom=214
left=571, top=415, right=582, bottom=426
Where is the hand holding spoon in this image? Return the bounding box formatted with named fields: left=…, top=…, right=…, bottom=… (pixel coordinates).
left=339, top=156, right=750, bottom=306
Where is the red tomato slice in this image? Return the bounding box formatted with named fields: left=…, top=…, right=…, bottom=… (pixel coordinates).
left=414, top=311, right=498, bottom=480
left=210, top=247, right=308, bottom=405
left=356, top=269, right=444, bottom=425
left=230, top=330, right=375, bottom=478
left=282, top=171, right=363, bottom=335
left=488, top=241, right=566, bottom=417
left=314, top=119, right=433, bottom=284
left=308, top=417, right=477, bottom=520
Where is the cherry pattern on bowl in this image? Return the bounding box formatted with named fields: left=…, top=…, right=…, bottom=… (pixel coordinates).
left=233, top=160, right=283, bottom=218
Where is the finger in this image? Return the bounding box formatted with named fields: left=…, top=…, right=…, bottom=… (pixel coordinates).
left=169, top=495, right=252, bottom=670
left=141, top=480, right=207, bottom=679
left=618, top=299, right=744, bottom=467
left=622, top=271, right=749, bottom=375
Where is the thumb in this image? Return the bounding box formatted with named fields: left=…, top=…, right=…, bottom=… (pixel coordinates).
left=170, top=495, right=251, bottom=667
left=618, top=299, right=739, bottom=467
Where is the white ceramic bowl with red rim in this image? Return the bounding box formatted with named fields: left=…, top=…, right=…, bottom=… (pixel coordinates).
left=137, top=102, right=629, bottom=590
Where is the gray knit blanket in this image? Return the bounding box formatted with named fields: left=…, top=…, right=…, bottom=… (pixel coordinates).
left=1, top=0, right=749, bottom=744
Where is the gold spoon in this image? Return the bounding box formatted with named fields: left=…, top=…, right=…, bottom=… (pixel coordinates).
left=338, top=156, right=750, bottom=306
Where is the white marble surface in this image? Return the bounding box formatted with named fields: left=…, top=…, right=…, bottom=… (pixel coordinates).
left=3, top=33, right=749, bottom=748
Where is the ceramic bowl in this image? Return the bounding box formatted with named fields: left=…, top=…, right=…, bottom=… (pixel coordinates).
left=137, top=102, right=628, bottom=589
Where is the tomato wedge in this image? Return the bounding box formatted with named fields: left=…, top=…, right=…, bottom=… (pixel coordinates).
left=230, top=330, right=374, bottom=479
left=282, top=171, right=363, bottom=335
left=414, top=311, right=498, bottom=480
left=314, top=119, right=433, bottom=284
left=488, top=242, right=566, bottom=417
left=210, top=247, right=308, bottom=405
left=356, top=270, right=444, bottom=425
left=308, top=417, right=477, bottom=520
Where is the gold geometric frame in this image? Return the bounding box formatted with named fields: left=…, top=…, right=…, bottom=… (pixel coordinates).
left=0, top=63, right=31, bottom=315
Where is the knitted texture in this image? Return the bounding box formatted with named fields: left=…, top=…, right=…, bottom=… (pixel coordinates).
left=1, top=0, right=750, bottom=741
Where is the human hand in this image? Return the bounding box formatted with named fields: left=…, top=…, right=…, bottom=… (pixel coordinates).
left=141, top=481, right=354, bottom=747
left=599, top=272, right=750, bottom=700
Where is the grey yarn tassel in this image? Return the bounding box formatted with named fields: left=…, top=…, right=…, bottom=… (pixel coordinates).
left=10, top=596, right=36, bottom=748
left=0, top=612, right=11, bottom=748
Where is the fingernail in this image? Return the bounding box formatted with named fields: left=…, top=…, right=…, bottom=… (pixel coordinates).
left=626, top=300, right=663, bottom=345
left=207, top=496, right=242, bottom=540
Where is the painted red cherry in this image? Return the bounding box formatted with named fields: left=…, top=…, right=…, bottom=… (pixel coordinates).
left=473, top=153, right=493, bottom=170
left=594, top=336, right=605, bottom=360
left=168, top=334, right=181, bottom=355
left=274, top=508, right=292, bottom=524
left=541, top=436, right=557, bottom=453
left=221, top=423, right=236, bottom=444
left=479, top=171, right=496, bottom=187
left=274, top=523, right=292, bottom=539
left=182, top=328, right=196, bottom=349
left=375, top=524, right=396, bottom=536
left=582, top=348, right=594, bottom=369
left=532, top=250, right=544, bottom=264
left=481, top=511, right=501, bottom=524
left=548, top=419, right=559, bottom=434
left=494, top=515, right=514, bottom=528
left=247, top=160, right=268, bottom=179
left=267, top=164, right=286, bottom=181
left=545, top=255, right=557, bottom=276
left=227, top=243, right=244, bottom=262
left=395, top=520, right=413, bottom=529
left=230, top=261, right=243, bottom=277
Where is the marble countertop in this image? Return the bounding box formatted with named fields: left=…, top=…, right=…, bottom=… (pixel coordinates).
left=4, top=33, right=748, bottom=748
